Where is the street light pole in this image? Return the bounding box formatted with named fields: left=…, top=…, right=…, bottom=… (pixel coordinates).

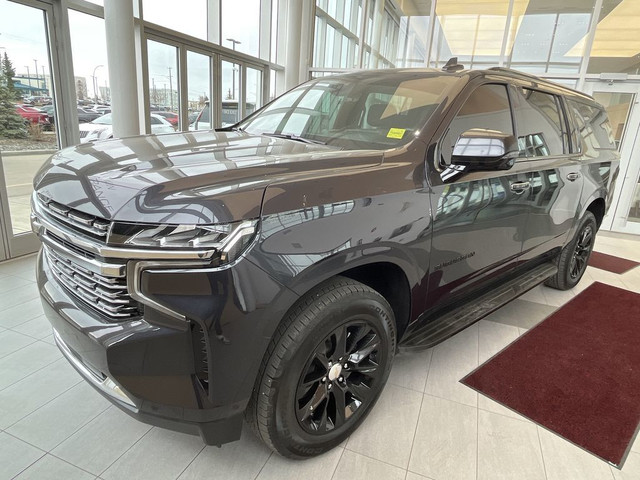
left=33, top=59, right=39, bottom=89
left=226, top=38, right=241, bottom=51
left=167, top=67, right=173, bottom=111
left=24, top=66, right=31, bottom=90
left=92, top=65, right=104, bottom=104
left=226, top=38, right=241, bottom=99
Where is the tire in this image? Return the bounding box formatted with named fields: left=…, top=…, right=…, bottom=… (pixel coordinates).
left=545, top=211, right=597, bottom=290
left=246, top=276, right=396, bottom=459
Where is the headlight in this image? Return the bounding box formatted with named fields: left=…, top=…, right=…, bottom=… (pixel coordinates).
left=109, top=220, right=258, bottom=264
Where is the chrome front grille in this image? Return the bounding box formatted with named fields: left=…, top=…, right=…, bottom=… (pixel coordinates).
left=44, top=245, right=141, bottom=320
left=79, top=130, right=88, bottom=138
left=37, top=193, right=110, bottom=238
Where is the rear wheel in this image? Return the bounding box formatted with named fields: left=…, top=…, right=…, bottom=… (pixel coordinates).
left=247, top=276, right=395, bottom=458
left=545, top=211, right=597, bottom=290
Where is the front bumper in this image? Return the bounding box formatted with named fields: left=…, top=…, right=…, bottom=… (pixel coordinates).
left=37, top=245, right=298, bottom=445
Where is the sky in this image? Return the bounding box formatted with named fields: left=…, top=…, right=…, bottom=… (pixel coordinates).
left=0, top=1, right=51, bottom=87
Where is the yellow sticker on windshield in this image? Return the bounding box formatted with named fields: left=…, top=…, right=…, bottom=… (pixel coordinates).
left=387, top=128, right=406, bottom=139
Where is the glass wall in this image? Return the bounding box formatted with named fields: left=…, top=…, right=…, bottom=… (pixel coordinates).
left=147, top=40, right=180, bottom=115
left=187, top=51, right=212, bottom=130
left=0, top=0, right=61, bottom=259
left=246, top=67, right=263, bottom=116
left=311, top=0, right=640, bottom=81
left=314, top=0, right=362, bottom=69
left=142, top=0, right=208, bottom=40
left=587, top=0, right=640, bottom=74
left=68, top=9, right=111, bottom=145
left=221, top=60, right=241, bottom=126
left=221, top=0, right=261, bottom=57
left=507, top=1, right=596, bottom=74
left=430, top=0, right=509, bottom=69
left=0, top=0, right=59, bottom=237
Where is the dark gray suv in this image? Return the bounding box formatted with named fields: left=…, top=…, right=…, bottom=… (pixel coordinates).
left=32, top=66, right=618, bottom=458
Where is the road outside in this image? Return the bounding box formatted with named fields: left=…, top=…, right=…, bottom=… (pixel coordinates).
left=1, top=150, right=54, bottom=234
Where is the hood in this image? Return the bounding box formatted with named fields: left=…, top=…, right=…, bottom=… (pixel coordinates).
left=34, top=130, right=383, bottom=225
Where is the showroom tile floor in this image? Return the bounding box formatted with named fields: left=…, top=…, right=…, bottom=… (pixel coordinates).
left=1, top=233, right=640, bottom=480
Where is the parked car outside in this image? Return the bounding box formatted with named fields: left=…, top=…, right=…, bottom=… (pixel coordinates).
left=77, top=107, right=102, bottom=123
left=15, top=105, right=50, bottom=126
left=37, top=106, right=101, bottom=126
left=39, top=105, right=55, bottom=125
left=152, top=111, right=179, bottom=128
left=23, top=95, right=52, bottom=106
left=32, top=66, right=619, bottom=459
left=78, top=113, right=174, bottom=143
left=191, top=100, right=256, bottom=130
left=86, top=105, right=112, bottom=115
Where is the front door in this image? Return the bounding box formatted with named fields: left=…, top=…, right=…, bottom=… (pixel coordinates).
left=582, top=81, right=640, bottom=234
left=426, top=83, right=530, bottom=308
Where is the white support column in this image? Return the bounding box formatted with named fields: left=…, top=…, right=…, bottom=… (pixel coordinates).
left=259, top=0, right=271, bottom=60
left=208, top=0, right=221, bottom=45
left=104, top=0, right=140, bottom=137
left=299, top=0, right=314, bottom=82
left=369, top=0, right=385, bottom=69
left=284, top=0, right=304, bottom=90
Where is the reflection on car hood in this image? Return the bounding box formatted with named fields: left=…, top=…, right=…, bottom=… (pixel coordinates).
left=33, top=130, right=383, bottom=225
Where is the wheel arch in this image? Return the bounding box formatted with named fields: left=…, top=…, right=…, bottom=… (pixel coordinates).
left=586, top=196, right=606, bottom=230
left=566, top=191, right=607, bottom=243
left=277, top=250, right=421, bottom=342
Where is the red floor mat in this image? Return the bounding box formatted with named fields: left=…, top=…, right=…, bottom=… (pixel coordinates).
left=588, top=251, right=639, bottom=274
left=462, top=282, right=640, bottom=467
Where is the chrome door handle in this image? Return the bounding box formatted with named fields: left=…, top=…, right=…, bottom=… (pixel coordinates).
left=567, top=172, right=581, bottom=182
left=510, top=181, right=530, bottom=194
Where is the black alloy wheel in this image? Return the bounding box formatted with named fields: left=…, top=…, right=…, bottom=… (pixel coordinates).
left=545, top=211, right=597, bottom=290
left=247, top=276, right=395, bottom=458
left=569, top=223, right=593, bottom=280
left=295, top=321, right=382, bottom=434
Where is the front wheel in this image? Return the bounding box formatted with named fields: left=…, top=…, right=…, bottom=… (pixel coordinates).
left=247, top=276, right=396, bottom=458
left=545, top=211, right=597, bottom=290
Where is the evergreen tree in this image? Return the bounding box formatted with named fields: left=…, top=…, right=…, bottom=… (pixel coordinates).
left=2, top=52, right=19, bottom=102
left=0, top=52, right=27, bottom=139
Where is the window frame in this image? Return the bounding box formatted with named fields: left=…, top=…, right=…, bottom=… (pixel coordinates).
left=562, top=97, right=584, bottom=154
left=511, top=85, right=571, bottom=159
left=436, top=81, right=517, bottom=168
left=566, top=97, right=618, bottom=152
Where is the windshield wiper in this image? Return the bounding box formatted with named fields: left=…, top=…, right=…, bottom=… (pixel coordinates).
left=261, top=132, right=326, bottom=145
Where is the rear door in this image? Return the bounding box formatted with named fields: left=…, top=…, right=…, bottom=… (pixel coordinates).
left=510, top=86, right=584, bottom=263
left=426, top=83, right=531, bottom=308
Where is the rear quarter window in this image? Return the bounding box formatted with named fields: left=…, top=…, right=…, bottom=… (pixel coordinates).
left=566, top=99, right=616, bottom=157
left=512, top=88, right=565, bottom=157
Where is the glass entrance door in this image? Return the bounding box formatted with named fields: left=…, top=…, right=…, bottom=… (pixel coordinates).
left=0, top=0, right=61, bottom=258
left=583, top=81, right=640, bottom=234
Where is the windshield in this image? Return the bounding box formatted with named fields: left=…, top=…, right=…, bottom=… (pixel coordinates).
left=240, top=73, right=457, bottom=150
left=92, top=113, right=112, bottom=125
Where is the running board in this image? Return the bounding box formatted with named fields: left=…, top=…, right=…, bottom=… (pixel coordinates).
left=399, top=262, right=558, bottom=351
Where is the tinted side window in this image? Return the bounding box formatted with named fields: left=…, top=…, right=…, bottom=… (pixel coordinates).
left=442, top=84, right=513, bottom=164
left=512, top=88, right=565, bottom=157
left=566, top=99, right=616, bottom=157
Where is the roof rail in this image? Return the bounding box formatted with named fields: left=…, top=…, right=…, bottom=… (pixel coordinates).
left=487, top=67, right=546, bottom=82
left=487, top=66, right=593, bottom=98
left=442, top=57, right=465, bottom=73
